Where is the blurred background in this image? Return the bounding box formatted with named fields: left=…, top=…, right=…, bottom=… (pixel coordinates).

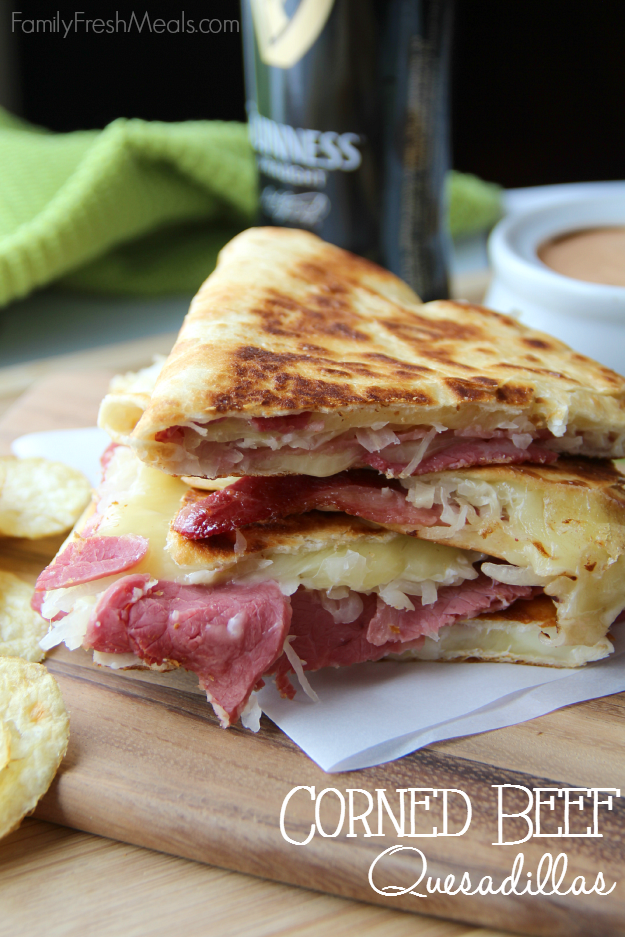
left=4, top=0, right=624, bottom=186
left=0, top=0, right=624, bottom=376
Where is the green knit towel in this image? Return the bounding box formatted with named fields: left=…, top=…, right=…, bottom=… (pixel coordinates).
left=0, top=108, right=501, bottom=306
left=448, top=171, right=503, bottom=240
left=0, top=110, right=257, bottom=306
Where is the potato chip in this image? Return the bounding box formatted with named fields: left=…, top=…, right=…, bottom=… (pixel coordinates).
left=0, top=723, right=10, bottom=773
left=0, top=657, right=69, bottom=839
left=0, top=571, right=48, bottom=662
left=0, top=456, right=91, bottom=539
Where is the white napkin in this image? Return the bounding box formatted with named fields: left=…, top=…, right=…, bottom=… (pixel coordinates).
left=17, top=427, right=625, bottom=773
left=257, top=633, right=625, bottom=772
left=12, top=427, right=110, bottom=486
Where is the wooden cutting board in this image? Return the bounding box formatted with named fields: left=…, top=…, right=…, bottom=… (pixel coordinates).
left=1, top=371, right=625, bottom=937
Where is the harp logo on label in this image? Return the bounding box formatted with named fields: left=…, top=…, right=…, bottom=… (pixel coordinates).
left=279, top=784, right=620, bottom=899
left=248, top=1, right=362, bottom=228
left=250, top=0, right=336, bottom=69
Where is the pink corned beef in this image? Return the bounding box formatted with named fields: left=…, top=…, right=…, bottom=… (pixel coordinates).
left=271, top=578, right=536, bottom=698
left=364, top=437, right=557, bottom=476
left=251, top=412, right=312, bottom=432
left=366, top=574, right=538, bottom=645
left=85, top=574, right=291, bottom=726
left=155, top=425, right=185, bottom=444
left=269, top=591, right=404, bottom=700
left=35, top=535, right=148, bottom=591
left=173, top=470, right=442, bottom=540
left=77, top=514, right=101, bottom=538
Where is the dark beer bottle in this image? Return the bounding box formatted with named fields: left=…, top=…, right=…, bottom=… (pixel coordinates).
left=241, top=0, right=453, bottom=301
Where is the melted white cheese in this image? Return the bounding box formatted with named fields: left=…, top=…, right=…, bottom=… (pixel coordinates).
left=53, top=447, right=482, bottom=610
left=402, top=469, right=625, bottom=645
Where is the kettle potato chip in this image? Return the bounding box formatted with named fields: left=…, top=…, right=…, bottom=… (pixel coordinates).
left=0, top=657, right=69, bottom=839
left=0, top=571, right=48, bottom=662
left=0, top=456, right=91, bottom=539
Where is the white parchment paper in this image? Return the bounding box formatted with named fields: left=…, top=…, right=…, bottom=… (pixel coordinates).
left=257, top=632, right=625, bottom=771
left=18, top=427, right=625, bottom=773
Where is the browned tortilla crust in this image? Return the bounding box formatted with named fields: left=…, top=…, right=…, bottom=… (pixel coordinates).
left=168, top=505, right=397, bottom=571
left=119, top=228, right=625, bottom=436
left=478, top=592, right=558, bottom=626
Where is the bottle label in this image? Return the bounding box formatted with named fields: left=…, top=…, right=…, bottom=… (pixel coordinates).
left=248, top=104, right=362, bottom=228
left=250, top=0, right=336, bottom=69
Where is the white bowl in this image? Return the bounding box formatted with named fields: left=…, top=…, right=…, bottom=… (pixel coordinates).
left=485, top=194, right=625, bottom=375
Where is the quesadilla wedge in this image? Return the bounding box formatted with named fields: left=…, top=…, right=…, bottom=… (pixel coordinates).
left=173, top=458, right=625, bottom=648
left=98, top=228, right=625, bottom=480
left=33, top=445, right=620, bottom=729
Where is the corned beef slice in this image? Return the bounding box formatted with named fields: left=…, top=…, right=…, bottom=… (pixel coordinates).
left=270, top=590, right=400, bottom=700
left=173, top=471, right=442, bottom=540
left=366, top=575, right=538, bottom=646
left=251, top=412, right=312, bottom=432
left=35, top=535, right=148, bottom=591
left=270, top=577, right=536, bottom=699
left=85, top=575, right=291, bottom=726
left=364, top=437, right=557, bottom=476
left=82, top=572, right=535, bottom=719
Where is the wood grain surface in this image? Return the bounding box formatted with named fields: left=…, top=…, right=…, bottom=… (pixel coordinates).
left=0, top=332, right=176, bottom=410
left=1, top=819, right=513, bottom=937
left=0, top=369, right=623, bottom=937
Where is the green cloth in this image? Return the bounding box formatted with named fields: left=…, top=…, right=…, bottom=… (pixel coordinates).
left=447, top=171, right=503, bottom=240
left=0, top=109, right=257, bottom=306
left=0, top=108, right=501, bottom=307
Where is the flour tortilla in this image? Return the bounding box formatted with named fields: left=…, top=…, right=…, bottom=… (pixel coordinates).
left=167, top=458, right=625, bottom=650
left=98, top=227, right=625, bottom=476
left=395, top=594, right=613, bottom=668
left=39, top=447, right=621, bottom=668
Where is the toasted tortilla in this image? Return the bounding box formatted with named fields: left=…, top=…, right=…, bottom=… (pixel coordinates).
left=396, top=595, right=613, bottom=668
left=167, top=502, right=482, bottom=600
left=167, top=457, right=625, bottom=648
left=400, top=458, right=625, bottom=646
left=98, top=227, right=625, bottom=476
left=38, top=445, right=619, bottom=668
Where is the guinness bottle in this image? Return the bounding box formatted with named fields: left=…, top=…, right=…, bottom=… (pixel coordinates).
left=241, top=0, right=453, bottom=301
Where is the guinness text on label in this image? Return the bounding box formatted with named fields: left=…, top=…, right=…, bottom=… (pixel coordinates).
left=248, top=106, right=362, bottom=181
left=242, top=0, right=452, bottom=300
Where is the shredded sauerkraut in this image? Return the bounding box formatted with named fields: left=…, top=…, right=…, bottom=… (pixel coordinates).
left=319, top=590, right=364, bottom=623
left=402, top=475, right=509, bottom=540
left=208, top=540, right=484, bottom=609
left=282, top=636, right=319, bottom=702
left=241, top=692, right=262, bottom=732
left=39, top=595, right=97, bottom=651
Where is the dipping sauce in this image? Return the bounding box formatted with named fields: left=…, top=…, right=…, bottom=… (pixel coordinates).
left=538, top=226, right=625, bottom=287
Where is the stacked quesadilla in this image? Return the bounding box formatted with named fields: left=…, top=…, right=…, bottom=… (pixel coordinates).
left=36, top=228, right=625, bottom=728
